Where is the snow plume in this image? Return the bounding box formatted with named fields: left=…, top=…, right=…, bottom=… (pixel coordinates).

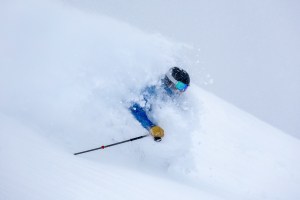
left=0, top=0, right=198, bottom=172
left=1, top=1, right=300, bottom=200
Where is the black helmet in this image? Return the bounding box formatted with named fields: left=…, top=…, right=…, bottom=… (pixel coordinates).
left=169, top=67, right=190, bottom=85
left=163, top=67, right=190, bottom=91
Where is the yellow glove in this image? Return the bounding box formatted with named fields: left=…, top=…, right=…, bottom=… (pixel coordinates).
left=150, top=126, right=164, bottom=142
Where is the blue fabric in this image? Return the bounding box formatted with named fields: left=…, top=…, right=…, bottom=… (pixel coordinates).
left=129, top=83, right=175, bottom=130
left=130, top=103, right=155, bottom=130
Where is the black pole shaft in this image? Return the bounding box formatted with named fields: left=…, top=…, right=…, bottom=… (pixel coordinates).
left=74, top=134, right=149, bottom=155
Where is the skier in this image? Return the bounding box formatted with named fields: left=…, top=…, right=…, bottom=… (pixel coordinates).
left=129, top=67, right=190, bottom=142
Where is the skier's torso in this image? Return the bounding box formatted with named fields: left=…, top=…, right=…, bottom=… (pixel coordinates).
left=129, top=81, right=186, bottom=130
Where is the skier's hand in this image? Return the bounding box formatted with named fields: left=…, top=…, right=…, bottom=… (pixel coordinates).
left=150, top=126, right=164, bottom=142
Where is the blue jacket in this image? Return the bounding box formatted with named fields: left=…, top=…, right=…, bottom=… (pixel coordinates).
left=129, top=82, right=177, bottom=130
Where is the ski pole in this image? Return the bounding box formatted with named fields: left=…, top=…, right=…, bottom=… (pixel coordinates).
left=74, top=134, right=149, bottom=155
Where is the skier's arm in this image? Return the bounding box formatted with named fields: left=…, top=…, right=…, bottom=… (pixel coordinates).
left=129, top=85, right=164, bottom=141
left=129, top=103, right=164, bottom=142
left=129, top=103, right=156, bottom=130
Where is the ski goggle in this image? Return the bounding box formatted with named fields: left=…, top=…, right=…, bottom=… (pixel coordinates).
left=175, top=81, right=188, bottom=91
left=166, top=70, right=189, bottom=92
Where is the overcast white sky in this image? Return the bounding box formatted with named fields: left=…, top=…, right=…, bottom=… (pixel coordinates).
left=65, top=0, right=300, bottom=138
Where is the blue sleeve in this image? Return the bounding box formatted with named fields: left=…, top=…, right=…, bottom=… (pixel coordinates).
left=129, top=103, right=156, bottom=130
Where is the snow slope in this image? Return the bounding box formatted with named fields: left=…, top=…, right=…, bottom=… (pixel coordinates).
left=0, top=114, right=222, bottom=200
left=1, top=0, right=300, bottom=200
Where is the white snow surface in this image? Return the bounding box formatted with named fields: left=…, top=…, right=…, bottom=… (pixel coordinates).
left=1, top=0, right=300, bottom=200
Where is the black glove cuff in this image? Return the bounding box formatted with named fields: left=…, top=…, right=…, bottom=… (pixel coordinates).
left=154, top=137, right=162, bottom=142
